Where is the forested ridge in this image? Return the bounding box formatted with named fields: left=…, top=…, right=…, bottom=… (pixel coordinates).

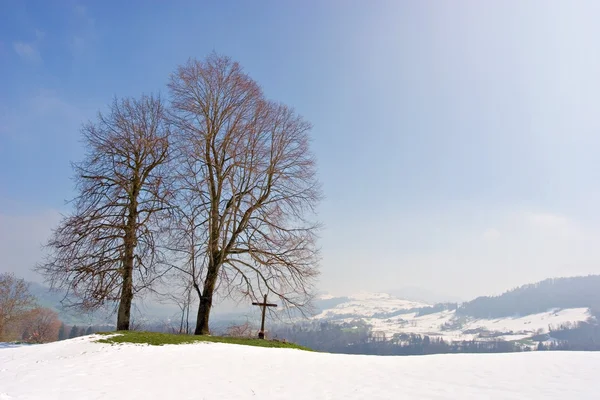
left=457, top=275, right=600, bottom=318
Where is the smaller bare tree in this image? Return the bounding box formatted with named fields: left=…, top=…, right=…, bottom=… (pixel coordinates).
left=160, top=277, right=195, bottom=334
left=37, top=95, right=172, bottom=331
left=0, top=273, right=36, bottom=341
left=161, top=200, right=204, bottom=335
left=173, top=283, right=194, bottom=334
left=225, top=320, right=253, bottom=338
left=20, top=307, right=62, bottom=343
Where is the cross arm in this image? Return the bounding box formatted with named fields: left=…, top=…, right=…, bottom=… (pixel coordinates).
left=252, top=302, right=278, bottom=307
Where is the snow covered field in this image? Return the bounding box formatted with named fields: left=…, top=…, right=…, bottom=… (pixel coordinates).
left=1, top=335, right=600, bottom=399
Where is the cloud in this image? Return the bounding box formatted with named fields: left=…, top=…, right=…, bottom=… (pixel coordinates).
left=0, top=89, right=90, bottom=144
left=523, top=212, right=580, bottom=239
left=482, top=228, right=501, bottom=240
left=71, top=36, right=86, bottom=52
left=13, top=30, right=45, bottom=63
left=74, top=4, right=87, bottom=17
left=70, top=4, right=97, bottom=55
left=526, top=212, right=571, bottom=228
left=13, top=41, right=41, bottom=62
left=30, top=89, right=81, bottom=120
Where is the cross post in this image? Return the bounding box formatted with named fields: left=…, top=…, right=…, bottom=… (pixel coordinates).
left=252, top=294, right=277, bottom=339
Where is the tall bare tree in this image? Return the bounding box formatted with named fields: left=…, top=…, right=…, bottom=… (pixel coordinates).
left=168, top=54, right=321, bottom=335
left=37, top=95, right=171, bottom=330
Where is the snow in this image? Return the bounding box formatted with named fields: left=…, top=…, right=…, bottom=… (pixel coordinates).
left=313, top=292, right=428, bottom=319
left=1, top=335, right=600, bottom=399
left=0, top=343, right=30, bottom=349
left=466, top=308, right=590, bottom=338
left=364, top=308, right=592, bottom=342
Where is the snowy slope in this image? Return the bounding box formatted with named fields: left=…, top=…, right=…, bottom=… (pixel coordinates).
left=366, top=307, right=592, bottom=342
left=313, top=292, right=428, bottom=319
left=1, top=335, right=600, bottom=399
left=313, top=292, right=592, bottom=342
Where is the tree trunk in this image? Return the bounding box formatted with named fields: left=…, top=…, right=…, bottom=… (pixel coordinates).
left=117, top=195, right=138, bottom=331
left=194, top=296, right=211, bottom=335
left=195, top=193, right=222, bottom=335
left=116, top=246, right=134, bottom=330
left=194, top=264, right=219, bottom=335
left=185, top=299, right=190, bottom=334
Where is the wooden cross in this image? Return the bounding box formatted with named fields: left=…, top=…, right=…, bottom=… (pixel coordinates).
left=252, top=294, right=277, bottom=339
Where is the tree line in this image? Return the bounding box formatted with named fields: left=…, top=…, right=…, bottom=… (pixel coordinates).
left=271, top=321, right=524, bottom=355
left=56, top=323, right=114, bottom=340
left=544, top=321, right=600, bottom=351
left=271, top=320, right=600, bottom=355
left=36, top=53, right=322, bottom=335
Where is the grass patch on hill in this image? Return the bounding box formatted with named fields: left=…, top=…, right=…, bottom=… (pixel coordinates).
left=96, top=330, right=312, bottom=351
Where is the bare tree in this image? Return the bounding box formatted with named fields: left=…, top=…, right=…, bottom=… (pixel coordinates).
left=175, top=283, right=193, bottom=334
left=162, top=272, right=194, bottom=334
left=0, top=273, right=36, bottom=340
left=162, top=191, right=205, bottom=334
left=20, top=307, right=62, bottom=343
left=37, top=95, right=172, bottom=330
left=225, top=320, right=253, bottom=338
left=168, top=54, right=321, bottom=335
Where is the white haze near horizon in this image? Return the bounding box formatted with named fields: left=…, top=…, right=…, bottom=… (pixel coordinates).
left=2, top=1, right=600, bottom=306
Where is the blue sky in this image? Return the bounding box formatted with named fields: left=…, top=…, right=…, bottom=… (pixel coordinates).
left=2, top=0, right=600, bottom=300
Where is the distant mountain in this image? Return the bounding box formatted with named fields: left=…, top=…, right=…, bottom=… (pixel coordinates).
left=27, top=282, right=115, bottom=325
left=387, top=286, right=463, bottom=304
left=313, top=292, right=428, bottom=320
left=457, top=275, right=600, bottom=319
left=313, top=295, right=351, bottom=312
left=28, top=281, right=67, bottom=309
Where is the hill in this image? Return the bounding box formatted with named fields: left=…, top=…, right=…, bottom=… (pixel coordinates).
left=457, top=275, right=600, bottom=318
left=313, top=291, right=428, bottom=319
left=1, top=335, right=599, bottom=399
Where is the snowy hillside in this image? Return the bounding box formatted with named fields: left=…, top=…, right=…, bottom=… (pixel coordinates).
left=313, top=292, right=593, bottom=343
left=1, top=335, right=599, bottom=399
left=365, top=307, right=592, bottom=342
left=313, top=292, right=429, bottom=319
